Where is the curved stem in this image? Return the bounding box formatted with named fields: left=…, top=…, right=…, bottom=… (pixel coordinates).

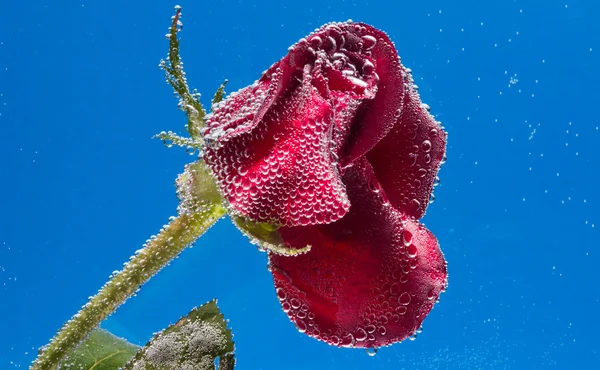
left=31, top=205, right=227, bottom=370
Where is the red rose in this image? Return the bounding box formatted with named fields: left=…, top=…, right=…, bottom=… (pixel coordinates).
left=203, top=21, right=447, bottom=349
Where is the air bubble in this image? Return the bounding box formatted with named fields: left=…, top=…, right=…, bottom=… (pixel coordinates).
left=296, top=319, right=307, bottom=333
left=362, top=60, right=375, bottom=74
left=422, top=140, right=432, bottom=152
left=341, top=333, right=355, bottom=347
left=276, top=287, right=287, bottom=301
left=361, top=35, right=377, bottom=50
left=406, top=244, right=418, bottom=258
left=366, top=347, right=378, bottom=356
left=290, top=298, right=301, bottom=309
left=402, top=230, right=413, bottom=247
left=399, top=292, right=411, bottom=305
left=355, top=328, right=368, bottom=342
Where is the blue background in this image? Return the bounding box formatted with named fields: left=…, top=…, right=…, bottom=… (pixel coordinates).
left=1, top=0, right=599, bottom=369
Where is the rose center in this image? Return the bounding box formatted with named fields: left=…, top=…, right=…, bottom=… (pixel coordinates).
left=305, top=26, right=378, bottom=93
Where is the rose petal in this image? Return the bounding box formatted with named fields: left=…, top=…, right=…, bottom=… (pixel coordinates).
left=269, top=159, right=447, bottom=348
left=203, top=22, right=398, bottom=227
left=204, top=63, right=350, bottom=227
left=367, top=86, right=447, bottom=219
left=338, top=23, right=407, bottom=167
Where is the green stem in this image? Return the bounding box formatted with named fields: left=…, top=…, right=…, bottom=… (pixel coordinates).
left=31, top=204, right=227, bottom=370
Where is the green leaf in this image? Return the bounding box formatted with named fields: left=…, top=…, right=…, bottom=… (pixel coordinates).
left=123, top=300, right=235, bottom=370
left=59, top=329, right=139, bottom=370
left=211, top=80, right=228, bottom=107
left=153, top=130, right=202, bottom=155
left=233, top=216, right=312, bottom=256
left=32, top=201, right=227, bottom=370
left=31, top=7, right=231, bottom=370
left=159, top=6, right=207, bottom=141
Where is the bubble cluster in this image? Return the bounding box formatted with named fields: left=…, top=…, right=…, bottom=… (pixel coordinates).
left=131, top=321, right=229, bottom=370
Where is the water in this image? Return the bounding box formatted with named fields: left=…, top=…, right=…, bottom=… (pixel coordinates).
left=1, top=0, right=598, bottom=369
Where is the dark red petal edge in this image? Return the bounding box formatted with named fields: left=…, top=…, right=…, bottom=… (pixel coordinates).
left=269, top=159, right=447, bottom=348
left=338, top=23, right=407, bottom=168
left=367, top=84, right=447, bottom=219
